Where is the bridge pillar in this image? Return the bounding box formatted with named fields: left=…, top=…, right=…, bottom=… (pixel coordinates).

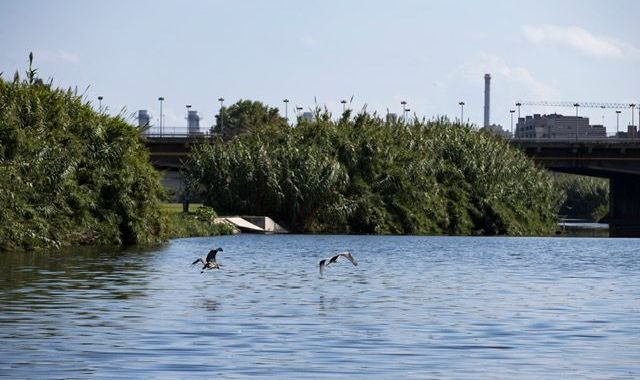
left=609, top=173, right=640, bottom=237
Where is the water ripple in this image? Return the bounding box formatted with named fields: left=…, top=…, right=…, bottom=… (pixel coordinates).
left=0, top=236, right=639, bottom=379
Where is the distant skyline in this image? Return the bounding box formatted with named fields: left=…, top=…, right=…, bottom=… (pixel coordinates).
left=1, top=0, right=639, bottom=133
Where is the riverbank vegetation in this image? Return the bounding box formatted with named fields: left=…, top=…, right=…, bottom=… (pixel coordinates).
left=0, top=55, right=167, bottom=251
left=555, top=174, right=609, bottom=221
left=186, top=109, right=561, bottom=235
left=163, top=204, right=236, bottom=238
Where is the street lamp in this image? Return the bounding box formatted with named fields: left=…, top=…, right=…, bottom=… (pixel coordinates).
left=616, top=110, right=621, bottom=136
left=296, top=106, right=303, bottom=122
left=458, top=101, right=465, bottom=124
left=283, top=99, right=289, bottom=123
left=574, top=103, right=580, bottom=140
left=401, top=101, right=407, bottom=124
left=510, top=109, right=515, bottom=137
left=158, top=97, right=165, bottom=136
left=98, top=96, right=103, bottom=113
left=186, top=104, right=192, bottom=134
left=405, top=108, right=411, bottom=124
left=631, top=104, right=637, bottom=130
left=340, top=99, right=347, bottom=113
left=515, top=102, right=522, bottom=121
left=218, top=97, right=225, bottom=136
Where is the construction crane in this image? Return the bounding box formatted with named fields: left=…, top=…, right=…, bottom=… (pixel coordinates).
left=515, top=100, right=636, bottom=109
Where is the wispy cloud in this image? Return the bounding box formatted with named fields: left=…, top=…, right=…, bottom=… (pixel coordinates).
left=522, top=25, right=639, bottom=60
left=299, top=34, right=318, bottom=48
left=35, top=49, right=81, bottom=65
left=464, top=53, right=556, bottom=99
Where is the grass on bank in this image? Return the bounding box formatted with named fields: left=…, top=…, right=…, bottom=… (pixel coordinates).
left=162, top=203, right=236, bottom=239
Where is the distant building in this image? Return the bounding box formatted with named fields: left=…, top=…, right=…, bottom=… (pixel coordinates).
left=187, top=110, right=201, bottom=135
left=515, top=113, right=606, bottom=139
left=617, top=125, right=639, bottom=138
left=480, top=124, right=511, bottom=138
left=301, top=112, right=314, bottom=122
left=137, top=110, right=150, bottom=130
left=386, top=113, right=398, bottom=123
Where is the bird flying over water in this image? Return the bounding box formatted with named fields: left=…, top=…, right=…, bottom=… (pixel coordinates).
left=319, top=251, right=358, bottom=276
left=192, top=247, right=224, bottom=273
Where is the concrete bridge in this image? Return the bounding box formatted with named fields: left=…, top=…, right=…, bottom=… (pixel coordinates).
left=512, top=138, right=640, bottom=237
left=144, top=134, right=640, bottom=237
left=144, top=135, right=207, bottom=197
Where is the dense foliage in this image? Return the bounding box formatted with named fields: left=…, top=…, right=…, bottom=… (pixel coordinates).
left=0, top=59, right=167, bottom=251
left=165, top=206, right=236, bottom=238
left=187, top=111, right=560, bottom=235
left=555, top=174, right=609, bottom=221
left=212, top=99, right=288, bottom=139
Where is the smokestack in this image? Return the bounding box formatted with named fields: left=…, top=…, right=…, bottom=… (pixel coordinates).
left=484, top=73, right=491, bottom=127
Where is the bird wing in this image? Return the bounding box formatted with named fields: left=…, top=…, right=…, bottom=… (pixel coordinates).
left=328, top=254, right=340, bottom=264
left=192, top=258, right=205, bottom=266
left=319, top=259, right=327, bottom=275
left=340, top=252, right=358, bottom=266
left=206, top=249, right=217, bottom=263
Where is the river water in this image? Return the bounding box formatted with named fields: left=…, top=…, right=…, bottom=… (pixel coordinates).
left=0, top=235, right=638, bottom=379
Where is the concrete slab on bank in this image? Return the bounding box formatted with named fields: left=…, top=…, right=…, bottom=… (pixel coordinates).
left=215, top=216, right=288, bottom=234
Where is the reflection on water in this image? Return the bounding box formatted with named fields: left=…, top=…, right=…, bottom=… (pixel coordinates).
left=0, top=235, right=639, bottom=379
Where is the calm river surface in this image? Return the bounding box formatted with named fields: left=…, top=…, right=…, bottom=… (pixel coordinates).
left=0, top=235, right=639, bottom=379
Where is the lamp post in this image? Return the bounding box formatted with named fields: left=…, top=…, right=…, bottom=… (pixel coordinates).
left=401, top=101, right=407, bottom=124
left=458, top=101, right=465, bottom=124
left=296, top=106, right=303, bottom=123
left=98, top=96, right=103, bottom=113
left=405, top=108, right=411, bottom=124
left=340, top=99, right=347, bottom=113
left=510, top=109, right=515, bottom=137
left=218, top=97, right=224, bottom=136
left=616, top=110, right=621, bottom=136
left=158, top=97, right=165, bottom=136
left=631, top=104, right=637, bottom=130
left=186, top=104, right=192, bottom=134
left=283, top=99, right=289, bottom=123
left=574, top=103, right=580, bottom=140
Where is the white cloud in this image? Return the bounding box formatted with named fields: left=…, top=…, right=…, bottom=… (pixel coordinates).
left=522, top=25, right=639, bottom=60
left=299, top=34, right=318, bottom=48
left=464, top=53, right=557, bottom=99
left=35, top=49, right=80, bottom=65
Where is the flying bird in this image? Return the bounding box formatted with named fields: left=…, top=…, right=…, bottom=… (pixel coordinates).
left=319, top=251, right=358, bottom=276
left=192, top=247, right=224, bottom=273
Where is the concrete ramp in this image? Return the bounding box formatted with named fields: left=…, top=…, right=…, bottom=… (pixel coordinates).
left=215, top=216, right=287, bottom=234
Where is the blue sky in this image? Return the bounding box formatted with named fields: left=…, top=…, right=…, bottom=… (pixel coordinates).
left=1, top=0, right=639, bottom=133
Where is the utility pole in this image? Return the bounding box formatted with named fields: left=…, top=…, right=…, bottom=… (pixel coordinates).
left=458, top=101, right=465, bottom=124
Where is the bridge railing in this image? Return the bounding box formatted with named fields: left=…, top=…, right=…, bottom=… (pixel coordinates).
left=142, top=126, right=214, bottom=139
left=510, top=131, right=639, bottom=142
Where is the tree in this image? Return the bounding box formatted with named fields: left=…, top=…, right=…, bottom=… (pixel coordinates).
left=212, top=99, right=287, bottom=139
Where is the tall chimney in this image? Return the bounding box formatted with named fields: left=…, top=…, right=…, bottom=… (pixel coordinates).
left=484, top=73, right=491, bottom=127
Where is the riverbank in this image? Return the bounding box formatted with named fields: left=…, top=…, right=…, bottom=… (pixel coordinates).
left=556, top=219, right=609, bottom=237
left=162, top=204, right=237, bottom=239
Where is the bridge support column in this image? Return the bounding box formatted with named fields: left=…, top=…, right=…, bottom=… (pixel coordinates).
left=609, top=174, right=640, bottom=237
